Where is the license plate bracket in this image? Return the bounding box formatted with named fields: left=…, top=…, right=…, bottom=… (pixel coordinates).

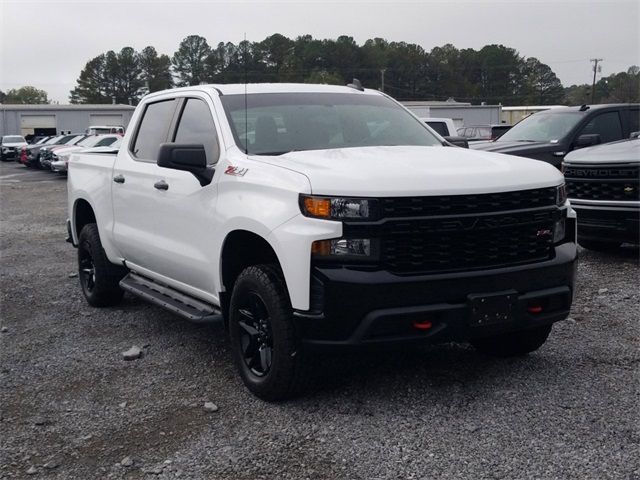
left=468, top=291, right=517, bottom=327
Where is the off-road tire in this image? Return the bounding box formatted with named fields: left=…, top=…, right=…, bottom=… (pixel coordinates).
left=229, top=264, right=310, bottom=401
left=470, top=324, right=553, bottom=357
left=78, top=223, right=126, bottom=307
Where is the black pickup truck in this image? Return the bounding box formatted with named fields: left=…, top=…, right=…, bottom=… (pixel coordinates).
left=471, top=104, right=640, bottom=169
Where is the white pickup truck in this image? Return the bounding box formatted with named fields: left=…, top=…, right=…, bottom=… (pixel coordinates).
left=67, top=83, right=577, bottom=400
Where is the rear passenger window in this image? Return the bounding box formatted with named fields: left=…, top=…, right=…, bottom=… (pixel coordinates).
left=132, top=99, right=176, bottom=160
left=579, top=111, right=623, bottom=143
left=173, top=98, right=220, bottom=165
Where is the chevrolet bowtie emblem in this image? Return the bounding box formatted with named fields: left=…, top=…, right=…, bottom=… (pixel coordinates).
left=624, top=186, right=635, bottom=193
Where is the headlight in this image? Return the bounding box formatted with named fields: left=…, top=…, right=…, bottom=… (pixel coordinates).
left=300, top=195, right=378, bottom=221
left=556, top=184, right=567, bottom=206
left=312, top=238, right=378, bottom=260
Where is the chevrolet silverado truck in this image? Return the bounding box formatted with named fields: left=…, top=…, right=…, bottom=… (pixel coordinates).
left=563, top=137, right=639, bottom=250
left=67, top=83, right=577, bottom=400
left=471, top=104, right=639, bottom=169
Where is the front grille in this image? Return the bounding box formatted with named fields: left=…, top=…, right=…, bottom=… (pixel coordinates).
left=378, top=210, right=556, bottom=274
left=379, top=187, right=556, bottom=217
left=342, top=187, right=559, bottom=274
left=565, top=165, right=640, bottom=201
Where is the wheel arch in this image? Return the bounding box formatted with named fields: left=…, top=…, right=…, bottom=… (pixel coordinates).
left=219, top=229, right=288, bottom=323
left=73, top=198, right=97, bottom=240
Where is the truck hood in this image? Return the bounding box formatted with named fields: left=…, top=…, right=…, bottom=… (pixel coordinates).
left=564, top=139, right=640, bottom=164
left=470, top=140, right=561, bottom=155
left=253, top=145, right=563, bottom=196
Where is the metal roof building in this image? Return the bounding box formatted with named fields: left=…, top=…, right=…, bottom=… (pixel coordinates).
left=0, top=104, right=135, bottom=138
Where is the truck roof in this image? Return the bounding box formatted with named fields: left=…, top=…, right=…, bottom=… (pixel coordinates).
left=145, top=83, right=383, bottom=99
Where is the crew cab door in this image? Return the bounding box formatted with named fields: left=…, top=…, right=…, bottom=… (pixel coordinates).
left=112, top=98, right=177, bottom=269
left=148, top=95, right=223, bottom=297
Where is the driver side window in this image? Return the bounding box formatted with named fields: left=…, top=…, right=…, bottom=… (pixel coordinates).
left=578, top=112, right=623, bottom=144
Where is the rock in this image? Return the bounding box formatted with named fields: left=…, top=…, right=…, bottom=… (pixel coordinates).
left=68, top=272, right=78, bottom=278
left=120, top=456, right=133, bottom=467
left=119, top=402, right=127, bottom=408
left=26, top=466, right=37, bottom=475
left=43, top=459, right=60, bottom=469
left=33, top=417, right=47, bottom=426
left=598, top=288, right=609, bottom=294
left=122, top=346, right=142, bottom=361
left=0, top=326, right=7, bottom=333
left=203, top=401, right=219, bottom=413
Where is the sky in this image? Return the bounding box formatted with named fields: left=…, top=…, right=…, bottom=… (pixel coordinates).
left=1, top=0, right=638, bottom=103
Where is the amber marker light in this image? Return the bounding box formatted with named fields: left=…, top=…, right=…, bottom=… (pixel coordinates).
left=303, top=197, right=331, bottom=219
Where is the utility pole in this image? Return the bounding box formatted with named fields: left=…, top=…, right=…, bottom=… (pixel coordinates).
left=380, top=68, right=386, bottom=92
left=590, top=58, right=603, bottom=104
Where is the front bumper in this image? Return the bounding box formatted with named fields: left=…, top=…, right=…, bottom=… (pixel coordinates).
left=572, top=203, right=639, bottom=244
left=51, top=160, right=68, bottom=173
left=294, top=242, right=577, bottom=350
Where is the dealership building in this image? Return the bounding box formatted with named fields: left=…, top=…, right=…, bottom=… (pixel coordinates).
left=0, top=104, right=135, bottom=138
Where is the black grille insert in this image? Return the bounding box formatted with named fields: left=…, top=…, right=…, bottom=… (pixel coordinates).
left=380, top=187, right=556, bottom=217
left=377, top=210, right=556, bottom=274
left=565, top=165, right=640, bottom=201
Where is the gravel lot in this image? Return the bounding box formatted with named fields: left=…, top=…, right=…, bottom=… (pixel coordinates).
left=1, top=160, right=639, bottom=480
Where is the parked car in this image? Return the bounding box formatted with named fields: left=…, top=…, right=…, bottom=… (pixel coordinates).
left=40, top=135, right=89, bottom=169
left=563, top=136, right=639, bottom=250
left=1, top=135, right=28, bottom=161
left=52, top=137, right=122, bottom=174
left=21, top=134, right=77, bottom=168
left=457, top=124, right=511, bottom=142
left=419, top=117, right=469, bottom=148
left=471, top=104, right=640, bottom=169
left=67, top=83, right=576, bottom=400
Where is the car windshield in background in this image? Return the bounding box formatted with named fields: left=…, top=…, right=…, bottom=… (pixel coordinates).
left=497, top=112, right=583, bottom=143
left=220, top=92, right=441, bottom=155
left=2, top=136, right=25, bottom=143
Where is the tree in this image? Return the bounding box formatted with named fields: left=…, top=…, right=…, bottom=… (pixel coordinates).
left=521, top=57, right=564, bottom=105
left=0, top=90, right=6, bottom=103
left=172, top=35, right=212, bottom=86
left=3, top=86, right=49, bottom=104
left=476, top=45, right=524, bottom=104
left=139, top=46, right=173, bottom=93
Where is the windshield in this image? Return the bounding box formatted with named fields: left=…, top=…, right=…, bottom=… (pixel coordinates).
left=220, top=92, right=441, bottom=155
left=2, top=136, right=25, bottom=143
left=497, top=111, right=583, bottom=143
left=77, top=135, right=109, bottom=148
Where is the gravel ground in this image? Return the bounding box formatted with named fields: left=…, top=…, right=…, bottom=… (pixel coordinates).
left=1, top=160, right=639, bottom=480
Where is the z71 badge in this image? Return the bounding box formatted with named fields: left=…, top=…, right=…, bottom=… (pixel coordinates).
left=224, top=166, right=249, bottom=177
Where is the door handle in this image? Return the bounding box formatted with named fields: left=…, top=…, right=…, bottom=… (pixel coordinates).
left=154, top=180, right=169, bottom=191
left=113, top=174, right=125, bottom=184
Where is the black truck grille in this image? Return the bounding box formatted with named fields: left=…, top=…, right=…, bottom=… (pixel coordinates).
left=378, top=211, right=555, bottom=274
left=343, top=188, right=559, bottom=275
left=380, top=187, right=556, bottom=217
left=565, top=165, right=640, bottom=201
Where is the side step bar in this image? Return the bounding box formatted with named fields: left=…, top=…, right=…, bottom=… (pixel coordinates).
left=120, top=273, right=223, bottom=325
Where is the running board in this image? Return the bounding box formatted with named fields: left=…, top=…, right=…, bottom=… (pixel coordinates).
left=120, top=273, right=223, bottom=324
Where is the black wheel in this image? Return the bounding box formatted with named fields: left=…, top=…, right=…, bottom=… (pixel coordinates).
left=78, top=223, right=126, bottom=307
left=470, top=324, right=553, bottom=357
left=229, top=265, right=309, bottom=401
left=578, top=238, right=622, bottom=251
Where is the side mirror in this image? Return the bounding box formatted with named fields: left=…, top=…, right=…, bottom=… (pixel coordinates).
left=630, top=131, right=640, bottom=139
left=157, top=143, right=214, bottom=186
left=574, top=134, right=601, bottom=149
left=443, top=136, right=469, bottom=148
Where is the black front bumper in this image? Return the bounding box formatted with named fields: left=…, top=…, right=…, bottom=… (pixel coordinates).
left=294, top=243, right=577, bottom=350
left=573, top=205, right=640, bottom=244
